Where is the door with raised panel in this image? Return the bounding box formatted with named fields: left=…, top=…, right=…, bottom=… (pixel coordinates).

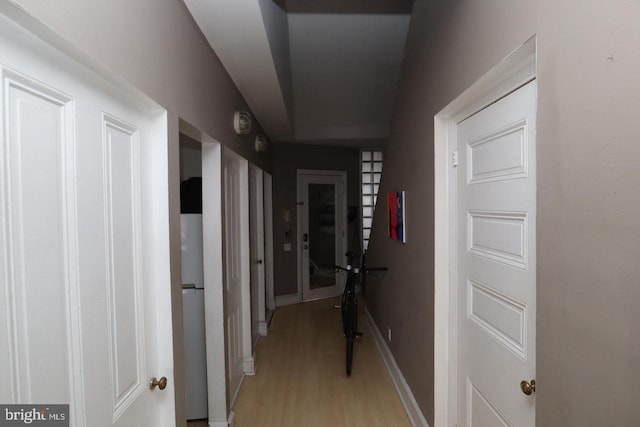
left=0, top=10, right=174, bottom=427
left=249, top=164, right=267, bottom=344
left=223, top=149, right=253, bottom=407
left=456, top=81, right=537, bottom=426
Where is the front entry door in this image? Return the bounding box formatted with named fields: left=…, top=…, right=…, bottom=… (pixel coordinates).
left=0, top=10, right=174, bottom=426
left=456, top=80, right=537, bottom=426
left=298, top=171, right=347, bottom=301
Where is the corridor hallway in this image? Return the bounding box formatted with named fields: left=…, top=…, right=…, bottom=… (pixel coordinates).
left=228, top=298, right=410, bottom=426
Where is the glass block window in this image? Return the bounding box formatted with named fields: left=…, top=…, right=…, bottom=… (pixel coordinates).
left=361, top=150, right=383, bottom=250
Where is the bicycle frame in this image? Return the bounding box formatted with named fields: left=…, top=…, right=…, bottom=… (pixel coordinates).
left=336, top=251, right=388, bottom=376
left=337, top=254, right=359, bottom=376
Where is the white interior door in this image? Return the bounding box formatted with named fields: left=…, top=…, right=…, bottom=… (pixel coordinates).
left=223, top=149, right=254, bottom=408
left=456, top=80, right=537, bottom=426
left=298, top=171, right=347, bottom=301
left=249, top=164, right=267, bottom=343
left=263, top=172, right=276, bottom=312
left=0, top=10, right=174, bottom=427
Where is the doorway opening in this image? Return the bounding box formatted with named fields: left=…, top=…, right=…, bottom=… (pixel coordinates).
left=177, top=120, right=229, bottom=425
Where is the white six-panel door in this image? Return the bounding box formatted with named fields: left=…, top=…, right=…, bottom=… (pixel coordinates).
left=263, top=172, right=276, bottom=312
left=249, top=164, right=267, bottom=342
left=0, top=9, right=174, bottom=427
left=456, top=80, right=537, bottom=426
left=223, top=148, right=254, bottom=409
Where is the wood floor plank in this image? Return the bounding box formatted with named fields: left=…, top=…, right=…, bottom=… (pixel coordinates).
left=231, top=298, right=411, bottom=427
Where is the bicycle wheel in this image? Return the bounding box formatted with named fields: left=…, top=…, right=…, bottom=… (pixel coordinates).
left=341, top=289, right=349, bottom=336
left=345, top=299, right=355, bottom=376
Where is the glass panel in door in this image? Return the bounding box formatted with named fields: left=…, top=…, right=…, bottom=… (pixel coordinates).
left=308, top=184, right=336, bottom=290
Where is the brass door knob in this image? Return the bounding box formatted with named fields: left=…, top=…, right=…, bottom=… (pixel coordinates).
left=150, top=376, right=168, bottom=391
left=520, top=379, right=536, bottom=396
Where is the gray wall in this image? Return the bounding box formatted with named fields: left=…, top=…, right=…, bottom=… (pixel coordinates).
left=272, top=142, right=360, bottom=297
left=15, top=0, right=272, bottom=172
left=180, top=134, right=202, bottom=181
left=366, top=0, right=640, bottom=425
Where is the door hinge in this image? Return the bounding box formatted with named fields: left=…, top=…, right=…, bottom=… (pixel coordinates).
left=452, top=150, right=459, bottom=167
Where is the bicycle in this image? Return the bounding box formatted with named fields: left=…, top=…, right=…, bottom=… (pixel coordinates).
left=335, top=251, right=360, bottom=376
left=335, top=251, right=388, bottom=376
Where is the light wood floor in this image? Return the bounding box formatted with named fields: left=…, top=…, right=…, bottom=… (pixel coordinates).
left=214, top=297, right=411, bottom=427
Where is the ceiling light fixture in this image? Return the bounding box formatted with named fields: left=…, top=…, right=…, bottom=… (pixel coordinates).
left=254, top=134, right=268, bottom=152
left=233, top=111, right=251, bottom=134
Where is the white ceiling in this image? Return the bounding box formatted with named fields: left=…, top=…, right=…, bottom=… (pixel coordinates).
left=183, top=0, right=411, bottom=145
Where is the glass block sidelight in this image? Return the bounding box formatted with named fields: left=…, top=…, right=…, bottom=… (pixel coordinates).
left=360, top=150, right=383, bottom=250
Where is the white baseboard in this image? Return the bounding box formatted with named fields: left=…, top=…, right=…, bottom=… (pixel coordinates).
left=208, top=409, right=234, bottom=427
left=275, top=293, right=299, bottom=307
left=258, top=320, right=268, bottom=336
left=243, top=354, right=256, bottom=375
left=365, top=308, right=430, bottom=427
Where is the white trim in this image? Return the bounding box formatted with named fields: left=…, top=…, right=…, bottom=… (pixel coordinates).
left=258, top=320, right=268, bottom=336
left=275, top=293, right=300, bottom=307
left=243, top=354, right=256, bottom=375
left=365, top=309, right=430, bottom=427
left=230, top=373, right=245, bottom=408
left=433, top=37, right=536, bottom=427
left=185, top=124, right=229, bottom=426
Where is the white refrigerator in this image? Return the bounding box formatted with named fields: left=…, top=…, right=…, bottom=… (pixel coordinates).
left=181, top=214, right=208, bottom=420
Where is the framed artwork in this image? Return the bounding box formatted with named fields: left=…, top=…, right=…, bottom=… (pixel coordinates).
left=387, top=191, right=406, bottom=243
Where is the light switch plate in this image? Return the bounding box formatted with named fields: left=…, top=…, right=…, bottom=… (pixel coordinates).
left=284, top=243, right=292, bottom=252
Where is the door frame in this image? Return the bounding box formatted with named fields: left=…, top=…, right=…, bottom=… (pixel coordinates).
left=433, top=37, right=536, bottom=427
left=178, top=120, right=229, bottom=426
left=296, top=169, right=348, bottom=302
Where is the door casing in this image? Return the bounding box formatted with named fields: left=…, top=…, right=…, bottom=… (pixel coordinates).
left=433, top=37, right=536, bottom=427
left=178, top=119, right=229, bottom=425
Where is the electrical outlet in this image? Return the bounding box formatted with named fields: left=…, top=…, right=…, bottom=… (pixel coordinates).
left=387, top=327, right=392, bottom=342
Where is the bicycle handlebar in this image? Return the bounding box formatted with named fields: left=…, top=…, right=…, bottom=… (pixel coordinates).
left=336, top=265, right=385, bottom=274
left=363, top=267, right=388, bottom=273
left=336, top=265, right=361, bottom=273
